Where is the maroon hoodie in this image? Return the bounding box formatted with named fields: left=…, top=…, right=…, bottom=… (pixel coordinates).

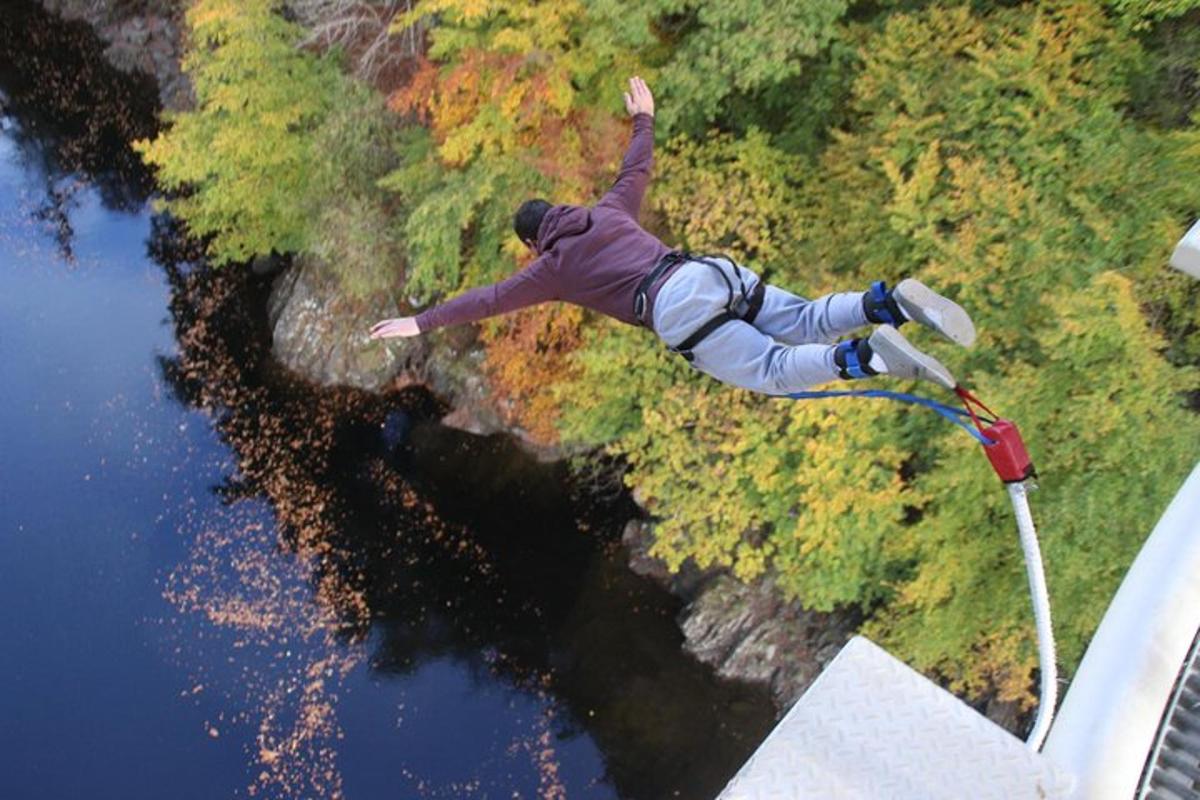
left=414, top=113, right=675, bottom=332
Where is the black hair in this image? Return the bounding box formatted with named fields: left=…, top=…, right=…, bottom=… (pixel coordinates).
left=514, top=199, right=552, bottom=247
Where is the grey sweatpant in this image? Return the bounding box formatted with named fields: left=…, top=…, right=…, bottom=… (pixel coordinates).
left=651, top=258, right=868, bottom=395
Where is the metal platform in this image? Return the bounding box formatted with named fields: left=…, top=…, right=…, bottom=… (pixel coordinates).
left=717, top=636, right=1074, bottom=800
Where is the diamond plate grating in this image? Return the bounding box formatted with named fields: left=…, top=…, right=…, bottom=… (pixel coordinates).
left=717, top=636, right=1074, bottom=800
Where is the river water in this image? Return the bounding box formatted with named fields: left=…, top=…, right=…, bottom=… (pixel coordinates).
left=0, top=4, right=774, bottom=799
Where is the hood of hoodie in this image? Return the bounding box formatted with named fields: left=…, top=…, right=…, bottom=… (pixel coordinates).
left=535, top=205, right=592, bottom=254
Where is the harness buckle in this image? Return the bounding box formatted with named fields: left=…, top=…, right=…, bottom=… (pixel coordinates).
left=634, top=250, right=686, bottom=326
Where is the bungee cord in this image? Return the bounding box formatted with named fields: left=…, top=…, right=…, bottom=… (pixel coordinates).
left=788, top=382, right=1056, bottom=750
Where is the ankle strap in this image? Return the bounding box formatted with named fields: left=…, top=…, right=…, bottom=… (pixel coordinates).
left=864, top=280, right=905, bottom=326
left=834, top=339, right=877, bottom=380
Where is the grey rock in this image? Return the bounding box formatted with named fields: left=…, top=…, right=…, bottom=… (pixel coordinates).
left=677, top=574, right=857, bottom=709
left=120, top=19, right=149, bottom=46
left=622, top=518, right=673, bottom=583
left=37, top=0, right=192, bottom=112
left=622, top=514, right=859, bottom=712
left=266, top=255, right=417, bottom=392
left=264, top=255, right=564, bottom=460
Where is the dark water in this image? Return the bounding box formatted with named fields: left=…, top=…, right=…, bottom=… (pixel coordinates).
left=0, top=4, right=774, bottom=798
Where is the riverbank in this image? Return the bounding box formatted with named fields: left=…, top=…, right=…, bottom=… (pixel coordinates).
left=37, top=0, right=874, bottom=717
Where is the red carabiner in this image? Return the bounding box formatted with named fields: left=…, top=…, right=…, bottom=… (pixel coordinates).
left=955, top=386, right=1036, bottom=484
left=980, top=419, right=1036, bottom=483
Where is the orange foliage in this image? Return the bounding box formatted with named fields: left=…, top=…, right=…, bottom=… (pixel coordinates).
left=481, top=303, right=586, bottom=445
left=388, top=55, right=439, bottom=122
left=385, top=9, right=645, bottom=428
left=389, top=47, right=626, bottom=197
left=533, top=109, right=629, bottom=203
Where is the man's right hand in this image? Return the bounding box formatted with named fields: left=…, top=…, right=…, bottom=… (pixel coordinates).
left=624, top=76, right=654, bottom=118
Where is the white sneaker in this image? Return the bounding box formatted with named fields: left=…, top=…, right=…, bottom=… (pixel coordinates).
left=892, top=279, right=977, bottom=347
left=868, top=325, right=957, bottom=390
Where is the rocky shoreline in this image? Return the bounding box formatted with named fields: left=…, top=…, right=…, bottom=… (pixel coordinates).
left=35, top=0, right=192, bottom=111
left=265, top=254, right=544, bottom=451
left=42, top=0, right=858, bottom=713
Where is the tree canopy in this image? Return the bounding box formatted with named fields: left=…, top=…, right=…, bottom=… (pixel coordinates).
left=137, top=0, right=1200, bottom=709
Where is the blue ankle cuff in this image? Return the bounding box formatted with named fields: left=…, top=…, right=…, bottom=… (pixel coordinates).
left=864, top=280, right=905, bottom=326
left=835, top=340, right=869, bottom=379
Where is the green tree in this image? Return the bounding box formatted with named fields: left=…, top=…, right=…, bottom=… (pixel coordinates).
left=378, top=129, right=547, bottom=301
left=135, top=0, right=342, bottom=264
left=305, top=83, right=406, bottom=300
left=1108, top=0, right=1200, bottom=25
left=653, top=0, right=849, bottom=134
left=654, top=129, right=805, bottom=264
left=384, top=0, right=653, bottom=300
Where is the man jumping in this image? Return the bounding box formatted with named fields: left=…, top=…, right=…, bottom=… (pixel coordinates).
left=370, top=77, right=975, bottom=394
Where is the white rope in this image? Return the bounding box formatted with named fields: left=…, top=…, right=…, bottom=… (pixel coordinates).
left=1007, top=480, right=1057, bottom=750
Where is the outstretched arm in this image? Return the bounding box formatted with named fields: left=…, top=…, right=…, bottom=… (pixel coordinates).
left=598, top=76, right=656, bottom=219
left=370, top=257, right=560, bottom=339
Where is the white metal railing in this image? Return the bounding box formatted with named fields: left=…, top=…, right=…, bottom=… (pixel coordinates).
left=1041, top=462, right=1200, bottom=798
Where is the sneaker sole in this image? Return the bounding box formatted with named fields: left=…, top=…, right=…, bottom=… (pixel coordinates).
left=893, top=279, right=976, bottom=348
left=869, top=325, right=957, bottom=390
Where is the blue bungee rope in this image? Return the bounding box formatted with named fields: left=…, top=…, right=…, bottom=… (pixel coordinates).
left=786, top=389, right=997, bottom=446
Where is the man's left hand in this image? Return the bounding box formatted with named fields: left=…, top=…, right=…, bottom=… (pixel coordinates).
left=369, top=317, right=421, bottom=339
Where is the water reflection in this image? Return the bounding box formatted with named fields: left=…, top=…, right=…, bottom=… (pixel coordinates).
left=155, top=238, right=774, bottom=797
left=0, top=0, right=156, bottom=262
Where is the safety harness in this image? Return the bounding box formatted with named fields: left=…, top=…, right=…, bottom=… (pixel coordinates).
left=633, top=251, right=766, bottom=362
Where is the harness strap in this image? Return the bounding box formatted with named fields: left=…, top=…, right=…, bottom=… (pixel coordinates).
left=743, top=280, right=766, bottom=324
left=863, top=280, right=906, bottom=327
left=633, top=251, right=688, bottom=325
left=668, top=253, right=764, bottom=362
left=671, top=311, right=739, bottom=362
